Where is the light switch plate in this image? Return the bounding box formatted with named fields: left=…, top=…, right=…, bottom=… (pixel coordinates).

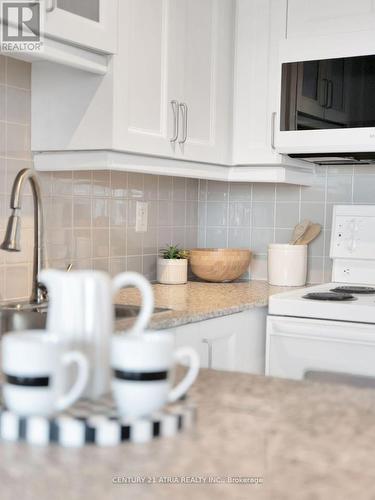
left=135, top=201, right=148, bottom=232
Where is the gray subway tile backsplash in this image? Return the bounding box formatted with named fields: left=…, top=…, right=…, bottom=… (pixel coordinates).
left=198, top=166, right=375, bottom=283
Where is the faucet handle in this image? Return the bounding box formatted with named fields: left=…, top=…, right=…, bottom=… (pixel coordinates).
left=66, top=263, right=73, bottom=272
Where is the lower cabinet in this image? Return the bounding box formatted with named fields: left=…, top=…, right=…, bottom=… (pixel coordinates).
left=168, top=308, right=267, bottom=374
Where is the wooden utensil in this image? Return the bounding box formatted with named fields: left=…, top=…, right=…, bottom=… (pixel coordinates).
left=295, top=223, right=321, bottom=245
left=289, top=220, right=311, bottom=245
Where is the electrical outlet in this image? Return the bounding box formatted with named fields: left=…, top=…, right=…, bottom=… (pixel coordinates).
left=135, top=201, right=148, bottom=232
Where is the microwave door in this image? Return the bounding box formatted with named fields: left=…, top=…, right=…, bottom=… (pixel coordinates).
left=281, top=55, right=375, bottom=132
left=278, top=55, right=375, bottom=156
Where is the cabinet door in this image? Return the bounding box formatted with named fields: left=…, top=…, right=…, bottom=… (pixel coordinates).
left=174, top=322, right=237, bottom=371
left=114, top=0, right=183, bottom=158
left=233, top=0, right=302, bottom=165
left=172, top=309, right=267, bottom=374
left=287, top=0, right=375, bottom=39
left=176, top=0, right=234, bottom=164
left=44, top=0, right=118, bottom=53
left=202, top=333, right=237, bottom=371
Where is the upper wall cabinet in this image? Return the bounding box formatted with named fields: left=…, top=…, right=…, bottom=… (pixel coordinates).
left=286, top=0, right=375, bottom=38
left=32, top=0, right=315, bottom=185
left=44, top=0, right=118, bottom=54
left=2, top=0, right=118, bottom=75
left=114, top=0, right=234, bottom=165
left=232, top=0, right=308, bottom=170
left=33, top=0, right=235, bottom=164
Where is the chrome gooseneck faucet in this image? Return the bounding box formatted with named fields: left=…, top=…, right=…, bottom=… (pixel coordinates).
left=1, top=168, right=46, bottom=304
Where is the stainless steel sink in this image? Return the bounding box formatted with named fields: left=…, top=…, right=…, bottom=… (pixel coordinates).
left=0, top=303, right=169, bottom=337
left=114, top=304, right=169, bottom=318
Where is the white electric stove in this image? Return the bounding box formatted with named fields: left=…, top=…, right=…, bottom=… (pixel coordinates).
left=266, top=205, right=375, bottom=381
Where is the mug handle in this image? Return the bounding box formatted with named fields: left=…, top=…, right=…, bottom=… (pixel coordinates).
left=112, top=272, right=154, bottom=335
left=168, top=347, right=200, bottom=403
left=56, top=351, right=89, bottom=412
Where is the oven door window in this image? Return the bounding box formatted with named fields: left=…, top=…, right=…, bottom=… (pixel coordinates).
left=280, top=55, right=375, bottom=131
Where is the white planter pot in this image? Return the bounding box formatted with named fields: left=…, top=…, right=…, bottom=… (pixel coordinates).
left=157, top=258, right=188, bottom=285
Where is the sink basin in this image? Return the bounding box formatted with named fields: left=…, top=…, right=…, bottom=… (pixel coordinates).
left=114, top=304, right=169, bottom=318
left=0, top=303, right=169, bottom=337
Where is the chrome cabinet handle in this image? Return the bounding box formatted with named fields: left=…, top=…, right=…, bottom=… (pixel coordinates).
left=271, top=111, right=276, bottom=150
left=170, top=100, right=179, bottom=143
left=179, top=102, right=188, bottom=144
left=46, top=0, right=57, bottom=13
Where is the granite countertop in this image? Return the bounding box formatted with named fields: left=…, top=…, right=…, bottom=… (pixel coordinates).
left=114, top=280, right=292, bottom=331
left=1, top=369, right=375, bottom=499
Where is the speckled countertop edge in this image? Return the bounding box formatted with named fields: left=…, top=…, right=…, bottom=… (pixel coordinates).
left=114, top=280, right=299, bottom=331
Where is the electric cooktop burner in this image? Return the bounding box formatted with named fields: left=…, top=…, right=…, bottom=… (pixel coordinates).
left=330, top=286, right=375, bottom=294
left=302, top=292, right=357, bottom=301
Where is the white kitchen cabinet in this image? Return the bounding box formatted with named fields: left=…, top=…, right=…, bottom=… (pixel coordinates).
left=113, top=0, right=182, bottom=159
left=32, top=0, right=315, bottom=185
left=33, top=0, right=234, bottom=165
left=174, top=0, right=234, bottom=164
left=170, top=308, right=267, bottom=374
left=113, top=0, right=234, bottom=164
left=44, top=0, right=118, bottom=54
left=1, top=0, right=118, bottom=75
left=231, top=0, right=309, bottom=171
left=114, top=0, right=234, bottom=163
left=286, top=0, right=375, bottom=39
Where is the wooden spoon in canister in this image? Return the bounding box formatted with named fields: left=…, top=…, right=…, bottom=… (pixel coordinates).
left=295, top=223, right=322, bottom=245
left=289, top=219, right=311, bottom=245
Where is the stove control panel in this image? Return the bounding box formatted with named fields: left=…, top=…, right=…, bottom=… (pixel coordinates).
left=330, top=205, right=375, bottom=260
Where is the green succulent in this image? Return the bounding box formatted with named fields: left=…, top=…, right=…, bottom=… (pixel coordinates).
left=160, top=244, right=189, bottom=260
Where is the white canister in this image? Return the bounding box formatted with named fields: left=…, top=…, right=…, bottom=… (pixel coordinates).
left=267, top=244, right=307, bottom=286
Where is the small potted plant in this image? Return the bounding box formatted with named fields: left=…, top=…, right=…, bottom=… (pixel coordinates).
left=157, top=245, right=189, bottom=284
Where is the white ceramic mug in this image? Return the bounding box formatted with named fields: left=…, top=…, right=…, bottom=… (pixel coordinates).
left=111, top=332, right=199, bottom=418
left=2, top=331, right=89, bottom=417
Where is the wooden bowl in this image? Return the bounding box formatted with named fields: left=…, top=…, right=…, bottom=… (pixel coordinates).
left=189, top=248, right=252, bottom=283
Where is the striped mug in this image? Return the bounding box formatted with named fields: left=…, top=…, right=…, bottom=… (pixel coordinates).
left=111, top=331, right=199, bottom=418
left=2, top=331, right=89, bottom=417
